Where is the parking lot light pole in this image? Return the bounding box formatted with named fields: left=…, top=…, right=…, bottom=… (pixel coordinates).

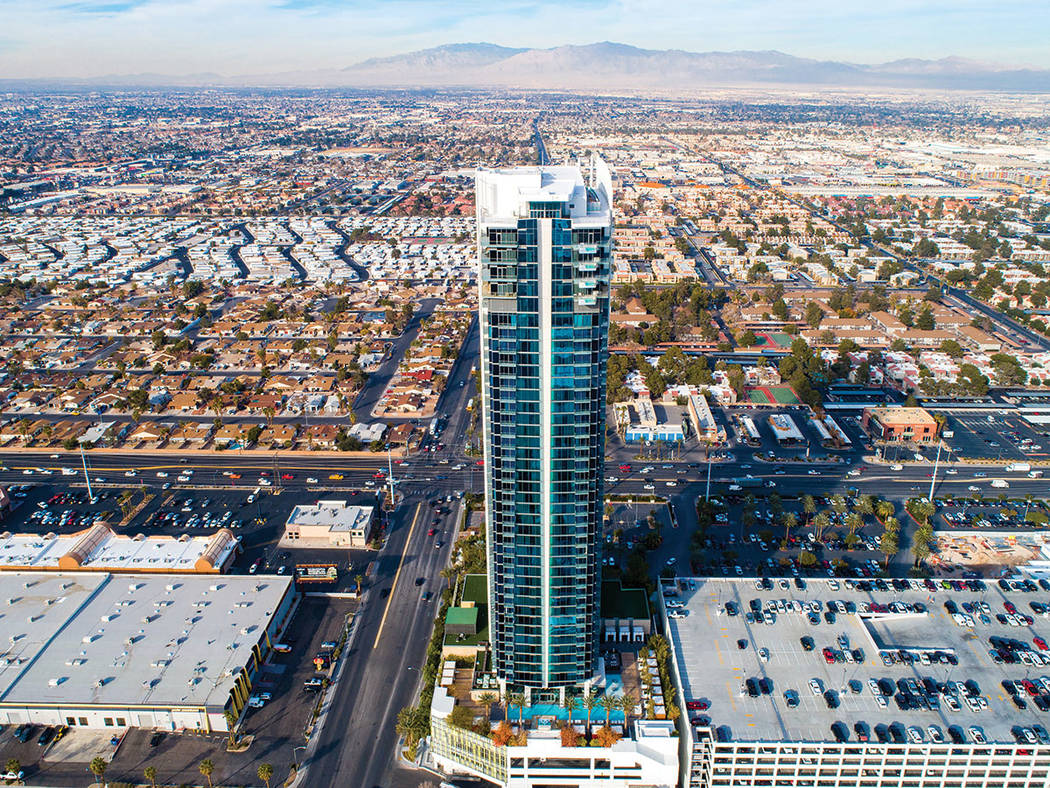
left=705, top=456, right=712, bottom=502
left=292, top=745, right=306, bottom=769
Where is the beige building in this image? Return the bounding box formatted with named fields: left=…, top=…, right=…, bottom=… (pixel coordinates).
left=283, top=500, right=374, bottom=547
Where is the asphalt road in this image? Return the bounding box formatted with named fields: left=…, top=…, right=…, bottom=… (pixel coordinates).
left=351, top=297, right=441, bottom=421
left=307, top=497, right=457, bottom=788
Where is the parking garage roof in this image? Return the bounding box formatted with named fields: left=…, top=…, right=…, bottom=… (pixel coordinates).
left=667, top=577, right=1050, bottom=744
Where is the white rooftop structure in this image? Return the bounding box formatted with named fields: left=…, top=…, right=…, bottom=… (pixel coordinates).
left=0, top=525, right=237, bottom=574
left=0, top=572, right=296, bottom=732
left=476, top=158, right=612, bottom=226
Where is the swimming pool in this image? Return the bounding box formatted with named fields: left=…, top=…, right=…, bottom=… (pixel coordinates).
left=506, top=674, right=626, bottom=722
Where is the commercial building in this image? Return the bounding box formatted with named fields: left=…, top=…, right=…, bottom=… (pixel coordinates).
left=862, top=406, right=941, bottom=443
left=0, top=571, right=296, bottom=732
left=476, top=158, right=612, bottom=690
left=663, top=576, right=1050, bottom=788
left=617, top=397, right=686, bottom=444
left=0, top=524, right=238, bottom=574
left=686, top=394, right=726, bottom=444
left=283, top=500, right=374, bottom=547
left=767, top=414, right=805, bottom=445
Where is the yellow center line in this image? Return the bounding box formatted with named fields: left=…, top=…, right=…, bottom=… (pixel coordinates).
left=373, top=502, right=422, bottom=649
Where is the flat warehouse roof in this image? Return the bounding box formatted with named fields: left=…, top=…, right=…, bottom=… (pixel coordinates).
left=668, top=577, right=1050, bottom=745
left=0, top=572, right=293, bottom=711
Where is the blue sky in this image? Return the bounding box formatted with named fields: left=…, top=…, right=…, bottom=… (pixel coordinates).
left=1, top=0, right=1047, bottom=78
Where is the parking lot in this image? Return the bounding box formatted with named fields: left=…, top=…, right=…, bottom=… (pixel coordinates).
left=943, top=412, right=1050, bottom=462
left=938, top=497, right=1050, bottom=531
left=0, top=482, right=379, bottom=589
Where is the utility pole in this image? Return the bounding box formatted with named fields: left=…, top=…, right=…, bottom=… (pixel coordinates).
left=928, top=441, right=943, bottom=503
left=705, top=455, right=712, bottom=502
left=80, top=443, right=95, bottom=503
left=386, top=446, right=396, bottom=509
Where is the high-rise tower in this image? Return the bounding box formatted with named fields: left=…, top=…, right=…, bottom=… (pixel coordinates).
left=476, top=157, right=613, bottom=690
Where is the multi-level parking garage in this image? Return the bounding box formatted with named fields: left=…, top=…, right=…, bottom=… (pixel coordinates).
left=664, top=577, right=1050, bottom=788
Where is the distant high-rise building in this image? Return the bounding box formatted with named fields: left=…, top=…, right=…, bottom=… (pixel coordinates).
left=476, top=158, right=613, bottom=689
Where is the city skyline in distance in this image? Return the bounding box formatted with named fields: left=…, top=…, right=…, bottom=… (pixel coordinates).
left=1, top=0, right=1048, bottom=82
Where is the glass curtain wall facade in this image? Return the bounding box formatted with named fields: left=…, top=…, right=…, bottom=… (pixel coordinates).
left=476, top=160, right=613, bottom=689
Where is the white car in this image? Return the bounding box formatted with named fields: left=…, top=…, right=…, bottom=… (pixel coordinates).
left=258, top=478, right=272, bottom=486
left=758, top=648, right=769, bottom=662
left=890, top=464, right=903, bottom=471
left=809, top=678, right=822, bottom=695
left=156, top=471, right=168, bottom=478
left=124, top=470, right=137, bottom=477
left=643, top=483, right=655, bottom=490
left=968, top=486, right=980, bottom=492
left=668, top=610, right=688, bottom=619
left=306, top=477, right=319, bottom=484
left=665, top=480, right=677, bottom=487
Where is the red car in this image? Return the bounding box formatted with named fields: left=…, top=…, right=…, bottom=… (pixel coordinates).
left=281, top=473, right=294, bottom=480
left=475, top=460, right=484, bottom=466
left=428, top=528, right=437, bottom=537
left=619, top=464, right=632, bottom=471
left=1035, top=637, right=1048, bottom=651
left=373, top=472, right=385, bottom=479
left=685, top=700, right=709, bottom=711
left=823, top=647, right=835, bottom=664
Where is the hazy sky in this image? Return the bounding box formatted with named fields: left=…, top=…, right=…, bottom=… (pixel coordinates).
left=1, top=0, right=1047, bottom=78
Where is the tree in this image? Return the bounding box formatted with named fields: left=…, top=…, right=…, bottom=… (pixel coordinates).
left=6, top=759, right=20, bottom=778
left=875, top=500, right=895, bottom=521
left=89, top=757, right=107, bottom=783
left=916, top=307, right=935, bottom=331
left=354, top=574, right=364, bottom=594
left=599, top=693, right=619, bottom=726
left=218, top=710, right=239, bottom=747
left=805, top=301, right=823, bottom=329
left=802, top=494, right=816, bottom=522
left=813, top=512, right=831, bottom=543
left=620, top=692, right=639, bottom=724
left=879, top=531, right=899, bottom=568
left=581, top=689, right=600, bottom=728
left=507, top=691, right=527, bottom=727
left=479, top=692, right=499, bottom=723
left=845, top=512, right=863, bottom=538
left=144, top=765, right=158, bottom=788
left=258, top=763, right=274, bottom=788
left=395, top=705, right=429, bottom=747
left=781, top=511, right=798, bottom=544
left=593, top=725, right=622, bottom=748
left=199, top=758, right=214, bottom=788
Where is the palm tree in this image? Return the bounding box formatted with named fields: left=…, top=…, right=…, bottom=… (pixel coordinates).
left=599, top=694, right=619, bottom=726
left=802, top=494, right=816, bottom=522
left=478, top=691, right=499, bottom=722
left=619, top=693, right=639, bottom=725
left=781, top=511, right=797, bottom=544
left=199, top=758, right=214, bottom=788
left=144, top=765, right=158, bottom=788
left=813, top=512, right=830, bottom=543
left=89, top=757, right=107, bottom=784
left=845, top=512, right=863, bottom=538
left=506, top=691, right=527, bottom=727
left=857, top=495, right=875, bottom=517
left=258, top=763, right=274, bottom=788
left=876, top=500, right=895, bottom=521
left=263, top=406, right=276, bottom=429
left=354, top=574, right=364, bottom=594
left=581, top=689, right=600, bottom=728
left=561, top=692, right=577, bottom=723
left=831, top=494, right=847, bottom=517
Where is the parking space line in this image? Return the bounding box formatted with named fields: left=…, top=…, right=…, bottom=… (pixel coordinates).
left=373, top=502, right=422, bottom=649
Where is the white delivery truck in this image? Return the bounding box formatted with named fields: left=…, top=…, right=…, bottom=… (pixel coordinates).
left=990, top=479, right=1010, bottom=489
left=1006, top=462, right=1031, bottom=472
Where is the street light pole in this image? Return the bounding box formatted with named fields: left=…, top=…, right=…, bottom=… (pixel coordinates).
left=80, top=443, right=95, bottom=503
left=705, top=455, right=712, bottom=502
left=928, top=441, right=943, bottom=502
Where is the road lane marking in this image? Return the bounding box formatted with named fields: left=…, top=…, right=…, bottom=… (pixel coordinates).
left=373, top=503, right=423, bottom=649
